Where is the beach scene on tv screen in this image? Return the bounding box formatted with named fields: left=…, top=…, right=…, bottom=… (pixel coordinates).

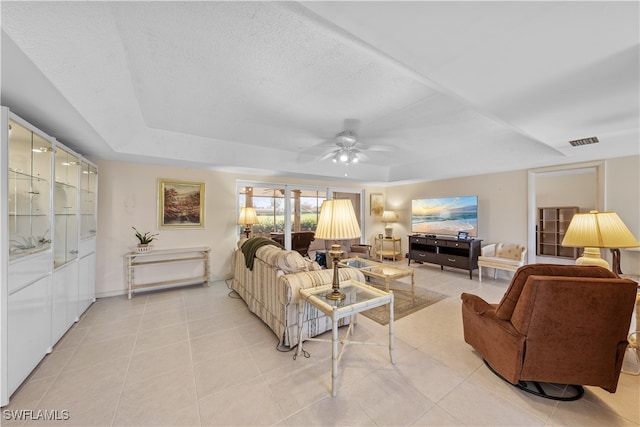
left=412, top=196, right=478, bottom=236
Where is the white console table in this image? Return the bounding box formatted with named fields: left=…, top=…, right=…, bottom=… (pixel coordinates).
left=125, top=246, right=211, bottom=299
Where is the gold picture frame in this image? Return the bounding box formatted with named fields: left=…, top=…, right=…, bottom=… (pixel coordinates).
left=370, top=193, right=384, bottom=216
left=158, top=179, right=205, bottom=228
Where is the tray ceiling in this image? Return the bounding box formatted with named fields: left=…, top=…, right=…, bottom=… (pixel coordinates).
left=2, top=1, right=638, bottom=183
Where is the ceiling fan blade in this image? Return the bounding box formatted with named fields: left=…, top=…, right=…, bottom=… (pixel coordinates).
left=354, top=152, right=370, bottom=162
left=359, top=143, right=394, bottom=152
left=320, top=149, right=339, bottom=161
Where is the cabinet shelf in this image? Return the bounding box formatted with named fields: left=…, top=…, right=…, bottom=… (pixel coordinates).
left=129, top=276, right=209, bottom=292
left=130, top=255, right=208, bottom=267
left=536, top=207, right=579, bottom=259
left=9, top=246, right=50, bottom=260
left=9, top=169, right=49, bottom=182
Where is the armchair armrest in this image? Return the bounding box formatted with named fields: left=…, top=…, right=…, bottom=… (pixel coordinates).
left=461, top=292, right=494, bottom=315
left=518, top=248, right=528, bottom=263
left=350, top=244, right=372, bottom=257
left=481, top=243, right=496, bottom=257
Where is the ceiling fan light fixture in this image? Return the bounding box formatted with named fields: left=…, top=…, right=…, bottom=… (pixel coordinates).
left=336, top=131, right=357, bottom=146
left=327, top=129, right=361, bottom=165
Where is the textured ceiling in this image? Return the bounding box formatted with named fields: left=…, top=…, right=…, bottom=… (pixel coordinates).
left=1, top=1, right=638, bottom=183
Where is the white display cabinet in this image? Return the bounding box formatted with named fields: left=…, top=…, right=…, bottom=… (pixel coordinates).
left=1, top=109, right=54, bottom=407
left=51, top=259, right=79, bottom=345
left=78, top=159, right=97, bottom=316
left=51, top=144, right=81, bottom=345
left=54, top=145, right=79, bottom=269
left=7, top=118, right=52, bottom=259
left=80, top=160, right=97, bottom=239
left=1, top=107, right=97, bottom=406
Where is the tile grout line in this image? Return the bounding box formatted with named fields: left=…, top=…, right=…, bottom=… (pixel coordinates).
left=109, top=296, right=147, bottom=427
left=183, top=291, right=204, bottom=427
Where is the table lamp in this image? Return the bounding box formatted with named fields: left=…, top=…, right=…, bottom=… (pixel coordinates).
left=237, top=207, right=259, bottom=238
left=381, top=210, right=396, bottom=238
left=561, top=210, right=640, bottom=275
left=315, top=199, right=361, bottom=300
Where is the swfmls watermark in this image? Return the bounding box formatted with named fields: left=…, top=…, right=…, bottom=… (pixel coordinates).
left=3, top=409, right=70, bottom=421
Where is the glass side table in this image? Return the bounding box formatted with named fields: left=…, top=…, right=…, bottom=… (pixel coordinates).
left=338, top=257, right=415, bottom=300
left=296, top=279, right=395, bottom=397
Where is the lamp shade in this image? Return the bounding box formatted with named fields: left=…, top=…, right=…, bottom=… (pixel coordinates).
left=315, top=199, right=361, bottom=241
left=237, top=207, right=259, bottom=225
left=562, top=211, right=640, bottom=248
left=381, top=210, right=396, bottom=223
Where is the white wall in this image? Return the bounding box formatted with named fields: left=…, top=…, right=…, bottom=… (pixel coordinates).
left=605, top=156, right=640, bottom=275
left=94, top=155, right=640, bottom=297
left=387, top=169, right=530, bottom=255
left=536, top=171, right=597, bottom=212
left=95, top=161, right=237, bottom=296
left=94, top=160, right=378, bottom=297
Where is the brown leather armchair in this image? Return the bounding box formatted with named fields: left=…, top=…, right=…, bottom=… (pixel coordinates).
left=270, top=232, right=315, bottom=258
left=461, top=264, right=637, bottom=399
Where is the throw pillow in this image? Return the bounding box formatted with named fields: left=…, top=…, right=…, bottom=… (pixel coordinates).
left=276, top=250, right=308, bottom=274
left=305, top=258, right=322, bottom=271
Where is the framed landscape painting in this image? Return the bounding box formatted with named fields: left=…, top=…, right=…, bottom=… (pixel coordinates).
left=158, top=179, right=205, bottom=228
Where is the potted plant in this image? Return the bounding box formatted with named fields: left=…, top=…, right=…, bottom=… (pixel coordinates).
left=132, top=227, right=159, bottom=253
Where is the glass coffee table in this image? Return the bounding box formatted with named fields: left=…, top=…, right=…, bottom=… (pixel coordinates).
left=296, top=280, right=395, bottom=397
left=338, top=257, right=415, bottom=299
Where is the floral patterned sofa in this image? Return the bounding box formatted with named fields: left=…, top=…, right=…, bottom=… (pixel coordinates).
left=232, top=238, right=365, bottom=349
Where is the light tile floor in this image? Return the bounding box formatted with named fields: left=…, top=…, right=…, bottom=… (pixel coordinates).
left=3, top=261, right=639, bottom=426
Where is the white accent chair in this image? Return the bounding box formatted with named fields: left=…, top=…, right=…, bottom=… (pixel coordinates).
left=478, top=243, right=527, bottom=281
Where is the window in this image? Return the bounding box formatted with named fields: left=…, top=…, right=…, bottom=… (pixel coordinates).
left=237, top=182, right=364, bottom=252
left=239, top=186, right=285, bottom=235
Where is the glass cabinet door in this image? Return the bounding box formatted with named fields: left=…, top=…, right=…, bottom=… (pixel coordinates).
left=80, top=161, right=97, bottom=239
left=8, top=119, right=52, bottom=260
left=54, top=146, right=79, bottom=268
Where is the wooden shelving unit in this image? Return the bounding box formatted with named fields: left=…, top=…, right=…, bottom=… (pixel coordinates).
left=537, top=207, right=579, bottom=259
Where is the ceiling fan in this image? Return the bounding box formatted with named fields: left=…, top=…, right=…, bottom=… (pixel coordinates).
left=302, top=119, right=394, bottom=165
left=327, top=131, right=361, bottom=165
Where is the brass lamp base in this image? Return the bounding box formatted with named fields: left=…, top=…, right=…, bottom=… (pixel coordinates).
left=325, top=243, right=346, bottom=301
left=325, top=289, right=346, bottom=301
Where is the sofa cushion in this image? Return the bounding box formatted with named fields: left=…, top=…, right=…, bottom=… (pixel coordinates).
left=276, top=250, right=309, bottom=273
left=241, top=237, right=284, bottom=270
left=256, top=245, right=309, bottom=274
left=305, top=258, right=322, bottom=271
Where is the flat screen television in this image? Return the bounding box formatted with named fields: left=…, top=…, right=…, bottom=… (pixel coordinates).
left=411, top=196, right=478, bottom=237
